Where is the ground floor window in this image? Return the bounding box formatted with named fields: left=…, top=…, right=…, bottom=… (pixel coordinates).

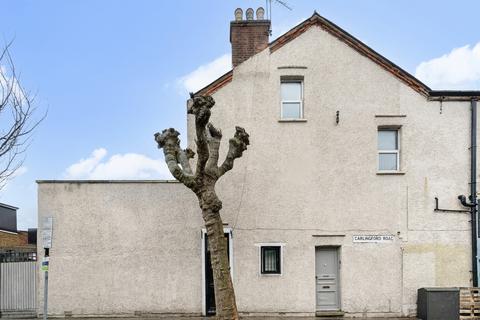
left=261, top=246, right=281, bottom=274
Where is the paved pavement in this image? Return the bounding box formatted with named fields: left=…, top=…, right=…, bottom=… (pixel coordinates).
left=242, top=318, right=415, bottom=320
left=245, top=318, right=415, bottom=320
left=1, top=317, right=417, bottom=320
left=0, top=317, right=418, bottom=320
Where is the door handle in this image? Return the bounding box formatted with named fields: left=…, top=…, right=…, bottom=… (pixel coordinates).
left=322, top=286, right=330, bottom=289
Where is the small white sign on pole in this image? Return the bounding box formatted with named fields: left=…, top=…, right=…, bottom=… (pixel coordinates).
left=42, top=217, right=53, bottom=249
left=353, top=235, right=394, bottom=243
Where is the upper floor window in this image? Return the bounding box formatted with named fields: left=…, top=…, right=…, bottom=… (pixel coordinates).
left=378, top=129, right=399, bottom=171
left=281, top=80, right=303, bottom=119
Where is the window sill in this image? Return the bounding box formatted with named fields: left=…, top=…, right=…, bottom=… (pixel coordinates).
left=278, top=118, right=307, bottom=123
left=376, top=171, right=406, bottom=175
left=260, top=273, right=283, bottom=277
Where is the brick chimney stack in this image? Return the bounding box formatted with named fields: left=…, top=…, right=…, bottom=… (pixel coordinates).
left=230, top=7, right=271, bottom=67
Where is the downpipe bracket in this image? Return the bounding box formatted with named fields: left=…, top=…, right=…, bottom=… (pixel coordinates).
left=458, top=195, right=477, bottom=208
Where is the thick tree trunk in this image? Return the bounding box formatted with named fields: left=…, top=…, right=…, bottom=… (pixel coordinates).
left=203, top=208, right=238, bottom=320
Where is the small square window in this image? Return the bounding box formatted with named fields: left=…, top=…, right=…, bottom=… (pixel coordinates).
left=261, top=246, right=281, bottom=274
left=378, top=129, right=400, bottom=171
left=281, top=80, right=303, bottom=119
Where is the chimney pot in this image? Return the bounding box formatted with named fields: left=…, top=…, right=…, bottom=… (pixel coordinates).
left=246, top=8, right=254, bottom=20
left=230, top=7, right=271, bottom=67
left=234, top=8, right=243, bottom=21
left=256, top=7, right=265, bottom=20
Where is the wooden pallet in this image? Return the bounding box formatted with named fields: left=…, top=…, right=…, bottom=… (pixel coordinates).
left=460, top=287, right=480, bottom=319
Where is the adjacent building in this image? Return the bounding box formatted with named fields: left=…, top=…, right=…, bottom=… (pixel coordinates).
left=37, top=9, right=480, bottom=318
left=0, top=203, right=36, bottom=256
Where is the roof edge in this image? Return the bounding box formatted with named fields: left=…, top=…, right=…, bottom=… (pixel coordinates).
left=194, top=12, right=480, bottom=101
left=0, top=229, right=18, bottom=235
left=195, top=70, right=233, bottom=96
left=270, top=13, right=431, bottom=97
left=36, top=180, right=180, bottom=184
left=0, top=202, right=19, bottom=210
left=427, top=90, right=480, bottom=101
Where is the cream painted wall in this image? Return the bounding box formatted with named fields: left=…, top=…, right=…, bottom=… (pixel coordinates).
left=38, top=25, right=473, bottom=317
left=189, top=25, right=471, bottom=316
left=37, top=182, right=202, bottom=316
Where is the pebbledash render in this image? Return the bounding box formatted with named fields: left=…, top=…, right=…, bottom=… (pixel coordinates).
left=37, top=9, right=480, bottom=318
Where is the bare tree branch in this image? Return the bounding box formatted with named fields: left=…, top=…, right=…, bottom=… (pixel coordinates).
left=206, top=123, right=222, bottom=176
left=218, top=126, right=250, bottom=177
left=0, top=43, right=45, bottom=189
left=186, top=93, right=215, bottom=176
left=154, top=128, right=196, bottom=188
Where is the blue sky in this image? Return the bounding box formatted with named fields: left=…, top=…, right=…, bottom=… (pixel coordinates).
left=1, top=0, right=479, bottom=229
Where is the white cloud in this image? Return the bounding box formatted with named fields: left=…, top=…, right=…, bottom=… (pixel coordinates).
left=64, top=148, right=172, bottom=180
left=415, top=42, right=480, bottom=90
left=64, top=148, right=107, bottom=178
left=178, top=54, right=231, bottom=93
left=0, top=64, right=29, bottom=105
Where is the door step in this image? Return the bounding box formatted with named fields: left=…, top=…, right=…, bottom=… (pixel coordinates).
left=315, top=310, right=345, bottom=317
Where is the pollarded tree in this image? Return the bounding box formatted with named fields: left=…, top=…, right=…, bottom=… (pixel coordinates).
left=154, top=93, right=248, bottom=320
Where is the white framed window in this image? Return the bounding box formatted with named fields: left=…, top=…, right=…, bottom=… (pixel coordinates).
left=256, top=243, right=284, bottom=275
left=281, top=80, right=303, bottom=119
left=261, top=246, right=281, bottom=274
left=378, top=128, right=400, bottom=171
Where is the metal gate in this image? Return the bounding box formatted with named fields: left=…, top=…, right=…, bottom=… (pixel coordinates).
left=0, top=252, right=37, bottom=316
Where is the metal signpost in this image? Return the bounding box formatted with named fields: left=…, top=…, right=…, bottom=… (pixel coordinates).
left=42, top=217, right=53, bottom=320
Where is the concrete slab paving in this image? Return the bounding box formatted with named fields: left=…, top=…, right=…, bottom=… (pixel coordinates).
left=0, top=317, right=418, bottom=320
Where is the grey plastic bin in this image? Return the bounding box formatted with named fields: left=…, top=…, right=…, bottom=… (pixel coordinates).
left=417, top=287, right=459, bottom=320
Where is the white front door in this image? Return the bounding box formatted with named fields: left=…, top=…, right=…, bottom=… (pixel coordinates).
left=315, top=247, right=340, bottom=311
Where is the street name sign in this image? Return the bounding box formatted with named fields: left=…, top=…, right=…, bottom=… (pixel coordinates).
left=353, top=235, right=394, bottom=243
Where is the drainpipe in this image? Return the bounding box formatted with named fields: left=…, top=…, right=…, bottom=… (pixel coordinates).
left=472, top=99, right=478, bottom=287
left=459, top=98, right=478, bottom=286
